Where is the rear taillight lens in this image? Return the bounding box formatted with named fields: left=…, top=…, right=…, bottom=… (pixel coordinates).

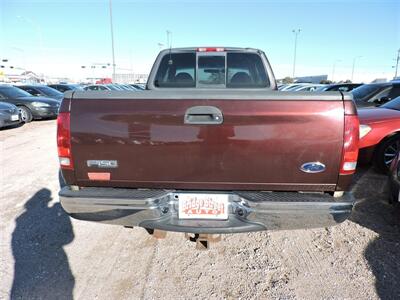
left=57, top=112, right=73, bottom=170
left=340, top=114, right=359, bottom=175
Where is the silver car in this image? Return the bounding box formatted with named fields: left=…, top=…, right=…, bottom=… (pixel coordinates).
left=0, top=102, right=21, bottom=128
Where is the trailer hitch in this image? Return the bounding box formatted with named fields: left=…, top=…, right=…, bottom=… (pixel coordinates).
left=143, top=228, right=221, bottom=249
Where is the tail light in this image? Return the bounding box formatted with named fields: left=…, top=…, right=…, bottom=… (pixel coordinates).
left=340, top=103, right=359, bottom=175
left=57, top=112, right=73, bottom=170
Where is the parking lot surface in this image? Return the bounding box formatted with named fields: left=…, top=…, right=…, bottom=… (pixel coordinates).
left=1, top=120, right=400, bottom=299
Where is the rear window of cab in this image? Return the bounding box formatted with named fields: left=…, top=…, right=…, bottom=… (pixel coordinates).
left=154, top=52, right=270, bottom=88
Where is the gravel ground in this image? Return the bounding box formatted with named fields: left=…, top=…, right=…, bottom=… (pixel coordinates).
left=1, top=120, right=400, bottom=299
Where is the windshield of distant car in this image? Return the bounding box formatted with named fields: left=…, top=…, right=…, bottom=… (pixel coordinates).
left=36, top=86, right=63, bottom=96
left=0, top=86, right=32, bottom=98
left=352, top=84, right=386, bottom=101
left=381, top=96, right=400, bottom=111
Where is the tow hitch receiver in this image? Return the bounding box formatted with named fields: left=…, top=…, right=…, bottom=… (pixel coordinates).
left=185, top=233, right=222, bottom=250
left=145, top=228, right=221, bottom=249
left=145, top=228, right=168, bottom=239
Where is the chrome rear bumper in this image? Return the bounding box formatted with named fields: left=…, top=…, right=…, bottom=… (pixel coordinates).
left=59, top=187, right=354, bottom=233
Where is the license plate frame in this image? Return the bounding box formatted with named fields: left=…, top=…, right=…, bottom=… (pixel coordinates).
left=178, top=193, right=229, bottom=220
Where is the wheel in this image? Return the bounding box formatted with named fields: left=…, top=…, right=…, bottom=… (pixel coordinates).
left=18, top=106, right=33, bottom=123
left=373, top=135, right=400, bottom=173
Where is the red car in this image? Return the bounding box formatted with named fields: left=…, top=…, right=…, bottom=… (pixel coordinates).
left=358, top=96, right=400, bottom=172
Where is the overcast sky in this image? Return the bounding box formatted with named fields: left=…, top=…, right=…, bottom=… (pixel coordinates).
left=1, top=0, right=399, bottom=82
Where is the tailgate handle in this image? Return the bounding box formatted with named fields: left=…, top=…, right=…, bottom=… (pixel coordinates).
left=184, top=106, right=223, bottom=125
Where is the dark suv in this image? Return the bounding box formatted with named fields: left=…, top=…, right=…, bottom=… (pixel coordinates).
left=48, top=84, right=84, bottom=93
left=352, top=82, right=400, bottom=107
left=318, top=83, right=363, bottom=92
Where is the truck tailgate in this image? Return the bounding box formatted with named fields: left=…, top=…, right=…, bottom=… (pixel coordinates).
left=69, top=92, right=344, bottom=191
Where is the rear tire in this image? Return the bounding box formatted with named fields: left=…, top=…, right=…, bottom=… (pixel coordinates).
left=373, top=135, right=400, bottom=173
left=18, top=106, right=33, bottom=123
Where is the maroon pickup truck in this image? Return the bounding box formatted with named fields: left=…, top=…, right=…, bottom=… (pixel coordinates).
left=58, top=47, right=359, bottom=237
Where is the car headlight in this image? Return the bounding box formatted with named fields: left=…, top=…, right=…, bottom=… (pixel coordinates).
left=31, top=102, right=50, bottom=107
left=359, top=124, right=372, bottom=139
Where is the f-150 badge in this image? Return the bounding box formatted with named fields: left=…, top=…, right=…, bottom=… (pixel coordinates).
left=87, top=160, right=118, bottom=168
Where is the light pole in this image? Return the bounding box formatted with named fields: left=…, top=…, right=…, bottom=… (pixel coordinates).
left=351, top=56, right=362, bottom=82
left=109, top=0, right=116, bottom=82
left=394, top=49, right=400, bottom=80
left=292, top=29, right=301, bottom=79
left=331, top=59, right=342, bottom=82
left=166, top=30, right=172, bottom=48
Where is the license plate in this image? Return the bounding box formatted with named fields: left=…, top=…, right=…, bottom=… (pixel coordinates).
left=178, top=193, right=229, bottom=220
left=11, top=114, right=19, bottom=121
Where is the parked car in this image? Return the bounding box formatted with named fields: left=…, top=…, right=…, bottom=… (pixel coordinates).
left=0, top=85, right=60, bottom=122
left=83, top=84, right=110, bottom=91
left=316, top=83, right=363, bottom=92
left=17, top=85, right=64, bottom=101
left=59, top=47, right=358, bottom=246
left=118, top=84, right=138, bottom=91
left=279, top=83, right=306, bottom=91
left=0, top=102, right=21, bottom=128
left=358, top=96, right=400, bottom=172
left=83, top=84, right=127, bottom=91
left=292, top=84, right=324, bottom=91
left=129, top=84, right=145, bottom=90
left=279, top=83, right=324, bottom=92
left=48, top=84, right=84, bottom=93
left=352, top=82, right=400, bottom=107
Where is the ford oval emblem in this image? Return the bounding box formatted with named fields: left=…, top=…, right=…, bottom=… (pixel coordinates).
left=300, top=162, right=326, bottom=173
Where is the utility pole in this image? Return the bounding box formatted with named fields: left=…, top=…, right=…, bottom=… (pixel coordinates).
left=351, top=56, right=362, bottom=82
left=394, top=48, right=400, bottom=80
left=109, top=0, right=116, bottom=82
left=292, top=29, right=301, bottom=79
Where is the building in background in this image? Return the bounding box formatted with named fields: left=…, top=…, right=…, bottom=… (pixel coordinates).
left=294, top=75, right=328, bottom=83
left=0, top=69, right=44, bottom=84
left=371, top=78, right=388, bottom=83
